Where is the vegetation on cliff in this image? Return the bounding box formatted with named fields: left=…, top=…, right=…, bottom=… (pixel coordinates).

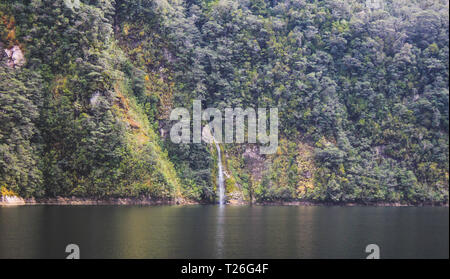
left=0, top=0, right=448, bottom=204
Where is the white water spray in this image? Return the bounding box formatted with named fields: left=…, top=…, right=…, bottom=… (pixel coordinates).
left=215, top=142, right=225, bottom=205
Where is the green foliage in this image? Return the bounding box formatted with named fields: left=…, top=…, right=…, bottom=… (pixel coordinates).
left=0, top=64, right=43, bottom=198
left=0, top=0, right=448, bottom=204
left=1, top=0, right=180, bottom=199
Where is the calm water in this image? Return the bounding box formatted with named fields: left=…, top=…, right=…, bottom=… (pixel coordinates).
left=0, top=205, right=448, bottom=259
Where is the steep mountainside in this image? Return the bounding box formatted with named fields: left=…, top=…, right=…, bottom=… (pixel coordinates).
left=1, top=0, right=448, bottom=205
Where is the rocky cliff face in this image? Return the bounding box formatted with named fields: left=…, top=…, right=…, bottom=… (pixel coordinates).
left=4, top=45, right=25, bottom=68
left=0, top=195, right=25, bottom=205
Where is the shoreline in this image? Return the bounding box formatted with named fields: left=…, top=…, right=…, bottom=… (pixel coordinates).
left=0, top=196, right=448, bottom=207
left=0, top=196, right=188, bottom=206
left=253, top=200, right=449, bottom=207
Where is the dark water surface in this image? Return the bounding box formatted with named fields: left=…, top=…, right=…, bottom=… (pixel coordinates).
left=0, top=205, right=448, bottom=259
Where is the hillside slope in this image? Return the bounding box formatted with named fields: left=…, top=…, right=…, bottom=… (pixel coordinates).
left=1, top=0, right=448, bottom=205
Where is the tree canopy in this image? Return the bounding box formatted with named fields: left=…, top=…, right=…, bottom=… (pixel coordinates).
left=0, top=0, right=448, bottom=204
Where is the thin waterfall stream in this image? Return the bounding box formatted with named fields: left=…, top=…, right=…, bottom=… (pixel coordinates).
left=215, top=141, right=225, bottom=205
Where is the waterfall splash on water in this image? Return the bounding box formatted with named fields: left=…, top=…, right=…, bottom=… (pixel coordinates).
left=215, top=142, right=225, bottom=205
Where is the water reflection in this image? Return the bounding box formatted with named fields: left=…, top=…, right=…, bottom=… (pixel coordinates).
left=215, top=205, right=225, bottom=258
left=0, top=205, right=448, bottom=258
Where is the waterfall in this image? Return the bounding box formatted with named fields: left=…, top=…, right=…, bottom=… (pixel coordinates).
left=215, top=142, right=225, bottom=205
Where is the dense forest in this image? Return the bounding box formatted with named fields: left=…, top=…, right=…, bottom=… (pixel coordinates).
left=0, top=0, right=448, bottom=204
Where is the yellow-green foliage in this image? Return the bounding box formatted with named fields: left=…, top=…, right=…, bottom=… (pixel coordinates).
left=296, top=142, right=316, bottom=199
left=260, top=139, right=299, bottom=200
left=222, top=145, right=254, bottom=201
left=0, top=11, right=18, bottom=48
left=112, top=78, right=181, bottom=198
left=117, top=20, right=174, bottom=120
left=225, top=176, right=238, bottom=193
left=1, top=0, right=447, bottom=205
left=0, top=185, right=17, bottom=197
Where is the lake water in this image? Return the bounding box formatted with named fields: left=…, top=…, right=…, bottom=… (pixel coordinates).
left=0, top=205, right=448, bottom=259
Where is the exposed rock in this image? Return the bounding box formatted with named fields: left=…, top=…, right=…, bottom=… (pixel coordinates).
left=242, top=145, right=266, bottom=181
left=13, top=196, right=195, bottom=205
left=374, top=145, right=386, bottom=157
left=89, top=91, right=101, bottom=107
left=127, top=116, right=141, bottom=130
left=227, top=191, right=246, bottom=205
left=0, top=195, right=25, bottom=205
left=4, top=45, right=25, bottom=68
